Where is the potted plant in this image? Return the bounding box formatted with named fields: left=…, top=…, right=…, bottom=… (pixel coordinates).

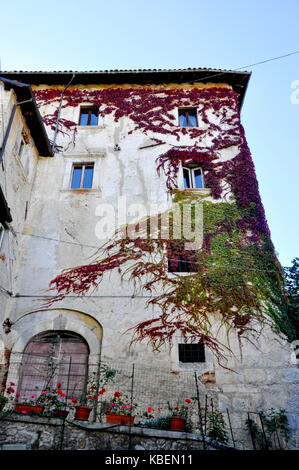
left=105, top=391, right=136, bottom=425
left=36, top=384, right=69, bottom=418
left=141, top=407, right=171, bottom=430
left=74, top=375, right=99, bottom=421
left=167, top=398, right=195, bottom=431
left=0, top=394, right=8, bottom=412
left=15, top=392, right=44, bottom=415
left=0, top=382, right=15, bottom=412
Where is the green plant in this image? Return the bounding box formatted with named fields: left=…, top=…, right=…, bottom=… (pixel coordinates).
left=0, top=395, right=8, bottom=411
left=105, top=391, right=136, bottom=416
left=245, top=416, right=271, bottom=449
left=167, top=398, right=195, bottom=418
left=142, top=415, right=171, bottom=430
left=244, top=409, right=290, bottom=449
left=206, top=410, right=229, bottom=444
left=260, top=408, right=290, bottom=443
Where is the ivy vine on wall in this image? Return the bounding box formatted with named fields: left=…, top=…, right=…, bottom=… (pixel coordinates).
left=34, top=85, right=289, bottom=364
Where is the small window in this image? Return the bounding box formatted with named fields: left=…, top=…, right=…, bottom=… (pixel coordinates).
left=183, top=167, right=204, bottom=189
left=79, top=107, right=99, bottom=126
left=167, top=241, right=198, bottom=273
left=178, top=108, right=198, bottom=127
left=178, top=343, right=205, bottom=363
left=0, top=224, right=4, bottom=247
left=71, top=164, right=94, bottom=189
left=18, top=139, right=25, bottom=159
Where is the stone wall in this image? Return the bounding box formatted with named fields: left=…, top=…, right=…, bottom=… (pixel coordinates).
left=0, top=414, right=206, bottom=451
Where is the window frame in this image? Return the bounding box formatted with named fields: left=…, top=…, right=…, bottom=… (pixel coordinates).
left=70, top=163, right=94, bottom=190
left=178, top=343, right=206, bottom=363
left=79, top=106, right=99, bottom=126
left=0, top=223, right=4, bottom=247
left=167, top=241, right=198, bottom=274
left=178, top=108, right=198, bottom=127
left=182, top=166, right=204, bottom=189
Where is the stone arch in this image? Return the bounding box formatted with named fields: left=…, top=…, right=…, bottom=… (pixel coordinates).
left=5, top=309, right=102, bottom=391
left=10, top=308, right=102, bottom=359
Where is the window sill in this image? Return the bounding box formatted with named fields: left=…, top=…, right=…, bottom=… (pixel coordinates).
left=78, top=125, right=105, bottom=130
left=179, top=126, right=199, bottom=129
left=167, top=271, right=198, bottom=276
left=60, top=188, right=101, bottom=194
left=181, top=188, right=210, bottom=193
left=171, top=188, right=211, bottom=198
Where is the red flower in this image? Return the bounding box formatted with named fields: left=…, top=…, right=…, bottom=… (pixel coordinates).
left=57, top=390, right=62, bottom=395
left=185, top=399, right=191, bottom=403
left=94, top=396, right=98, bottom=401
left=10, top=382, right=15, bottom=386
left=175, top=406, right=179, bottom=410
left=61, top=393, right=66, bottom=398
left=91, top=385, right=95, bottom=390
left=57, top=383, right=62, bottom=388
left=71, top=398, right=77, bottom=404
left=102, top=388, right=106, bottom=393
left=106, top=408, right=110, bottom=412
left=88, top=395, right=93, bottom=400
left=114, top=391, right=121, bottom=398
left=147, top=407, right=154, bottom=413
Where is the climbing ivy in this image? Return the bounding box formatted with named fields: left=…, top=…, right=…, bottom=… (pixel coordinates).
left=36, top=84, right=289, bottom=363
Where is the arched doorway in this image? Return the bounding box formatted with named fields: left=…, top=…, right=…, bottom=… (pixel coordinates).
left=17, top=331, right=89, bottom=400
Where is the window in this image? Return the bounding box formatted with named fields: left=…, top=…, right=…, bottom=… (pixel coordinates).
left=71, top=164, right=94, bottom=189
left=178, top=343, right=205, bottom=363
left=178, top=108, right=198, bottom=127
left=183, top=166, right=204, bottom=189
left=16, top=332, right=89, bottom=400
left=79, top=107, right=99, bottom=126
left=18, top=139, right=25, bottom=159
left=167, top=241, right=198, bottom=273
left=0, top=223, right=4, bottom=247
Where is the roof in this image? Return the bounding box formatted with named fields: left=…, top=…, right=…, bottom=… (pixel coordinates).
left=0, top=77, right=53, bottom=157
left=0, top=68, right=251, bottom=109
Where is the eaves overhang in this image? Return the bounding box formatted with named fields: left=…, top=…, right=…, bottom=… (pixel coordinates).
left=0, top=77, right=53, bottom=157
left=0, top=68, right=251, bottom=110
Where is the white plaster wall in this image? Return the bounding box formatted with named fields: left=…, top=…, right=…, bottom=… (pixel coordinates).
left=1, top=83, right=297, bottom=448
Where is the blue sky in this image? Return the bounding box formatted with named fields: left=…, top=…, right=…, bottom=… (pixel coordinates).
left=0, top=0, right=298, bottom=267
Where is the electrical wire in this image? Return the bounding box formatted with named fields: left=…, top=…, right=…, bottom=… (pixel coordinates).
left=183, top=50, right=299, bottom=85
left=16, top=230, right=279, bottom=272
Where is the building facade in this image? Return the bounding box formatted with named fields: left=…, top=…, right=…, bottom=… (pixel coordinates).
left=0, top=69, right=298, bottom=448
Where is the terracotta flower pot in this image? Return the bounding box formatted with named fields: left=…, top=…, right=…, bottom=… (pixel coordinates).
left=15, top=403, right=32, bottom=414
left=15, top=404, right=44, bottom=415
left=106, top=413, right=134, bottom=425
left=169, top=416, right=186, bottom=431
left=53, top=409, right=69, bottom=418
left=74, top=405, right=92, bottom=421
left=30, top=405, right=44, bottom=414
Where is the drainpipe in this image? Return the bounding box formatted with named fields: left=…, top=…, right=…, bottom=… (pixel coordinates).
left=51, top=74, right=75, bottom=154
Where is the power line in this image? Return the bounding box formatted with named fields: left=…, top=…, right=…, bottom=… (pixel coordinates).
left=184, top=50, right=299, bottom=85
left=16, top=230, right=279, bottom=272
left=16, top=231, right=100, bottom=249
